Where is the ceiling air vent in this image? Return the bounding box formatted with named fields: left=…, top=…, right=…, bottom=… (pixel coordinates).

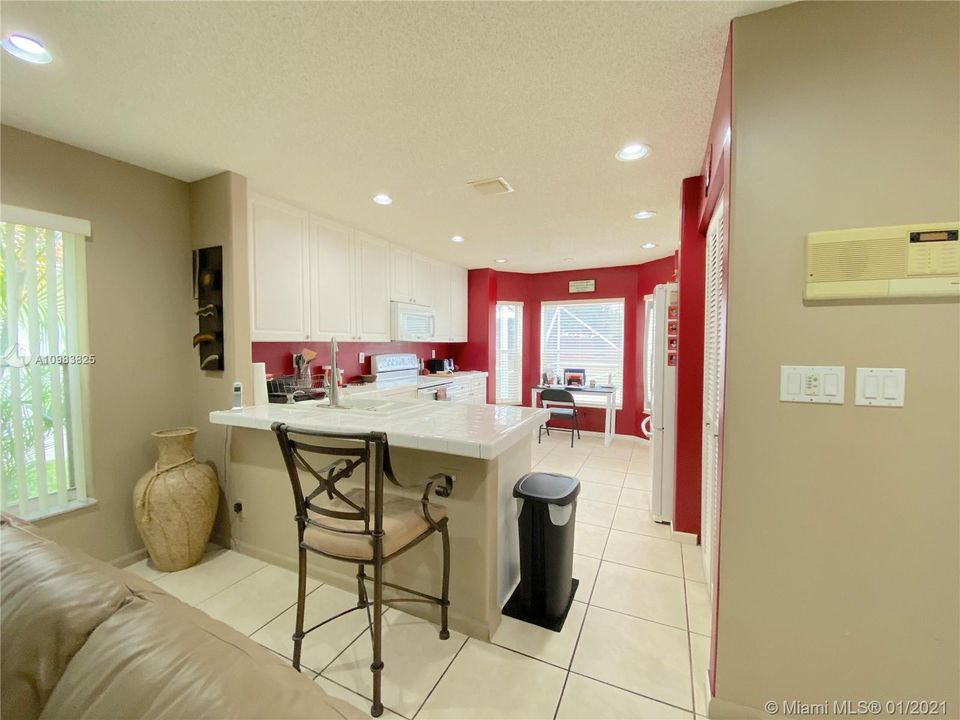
left=468, top=176, right=514, bottom=196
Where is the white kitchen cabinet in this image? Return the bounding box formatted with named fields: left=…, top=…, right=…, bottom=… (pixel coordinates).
left=453, top=374, right=487, bottom=404
left=390, top=246, right=412, bottom=303
left=249, top=194, right=469, bottom=344
left=450, top=265, right=468, bottom=342
left=428, top=262, right=468, bottom=343
left=390, top=249, right=432, bottom=306
left=310, top=216, right=357, bottom=341
left=432, top=260, right=453, bottom=341
left=355, top=232, right=391, bottom=341
left=248, top=194, right=311, bottom=341
left=411, top=254, right=433, bottom=306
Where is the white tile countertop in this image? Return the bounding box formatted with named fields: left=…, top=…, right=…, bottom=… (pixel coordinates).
left=209, top=392, right=545, bottom=460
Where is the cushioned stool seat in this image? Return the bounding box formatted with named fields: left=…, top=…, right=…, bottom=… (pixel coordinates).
left=304, top=488, right=447, bottom=561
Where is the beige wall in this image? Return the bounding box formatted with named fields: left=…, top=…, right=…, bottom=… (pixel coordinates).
left=1, top=126, right=195, bottom=563
left=716, top=2, right=960, bottom=715
left=188, top=171, right=252, bottom=545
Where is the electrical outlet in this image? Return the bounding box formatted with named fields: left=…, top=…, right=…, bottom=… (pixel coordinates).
left=431, top=349, right=436, bottom=359
left=358, top=351, right=365, bottom=364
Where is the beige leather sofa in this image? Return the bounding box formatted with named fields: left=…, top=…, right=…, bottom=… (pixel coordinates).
left=0, top=515, right=363, bottom=719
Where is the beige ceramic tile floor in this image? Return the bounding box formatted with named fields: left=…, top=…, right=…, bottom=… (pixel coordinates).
left=126, top=432, right=710, bottom=719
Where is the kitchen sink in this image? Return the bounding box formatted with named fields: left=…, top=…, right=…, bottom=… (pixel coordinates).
left=285, top=397, right=420, bottom=416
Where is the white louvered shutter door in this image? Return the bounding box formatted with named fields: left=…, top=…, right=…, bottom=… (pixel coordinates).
left=701, top=199, right=725, bottom=599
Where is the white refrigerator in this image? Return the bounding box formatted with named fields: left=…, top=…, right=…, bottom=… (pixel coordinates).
left=641, top=282, right=678, bottom=524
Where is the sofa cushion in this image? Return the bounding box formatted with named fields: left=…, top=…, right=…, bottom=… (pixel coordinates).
left=40, top=596, right=357, bottom=719
left=1, top=515, right=363, bottom=720
left=0, top=518, right=133, bottom=720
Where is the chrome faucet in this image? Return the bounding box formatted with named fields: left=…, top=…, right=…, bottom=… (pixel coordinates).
left=328, top=337, right=342, bottom=408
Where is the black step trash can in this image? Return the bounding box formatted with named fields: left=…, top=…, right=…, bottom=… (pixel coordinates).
left=503, top=472, right=580, bottom=631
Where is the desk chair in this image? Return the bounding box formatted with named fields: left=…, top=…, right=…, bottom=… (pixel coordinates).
left=272, top=423, right=452, bottom=718
left=537, top=388, right=581, bottom=447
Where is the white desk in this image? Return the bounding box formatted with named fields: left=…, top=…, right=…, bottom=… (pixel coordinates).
left=531, top=385, right=617, bottom=447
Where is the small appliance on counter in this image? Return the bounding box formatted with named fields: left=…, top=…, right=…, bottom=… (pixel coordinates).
left=426, top=358, right=455, bottom=373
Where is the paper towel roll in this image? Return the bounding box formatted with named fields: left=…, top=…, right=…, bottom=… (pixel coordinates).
left=252, top=362, right=268, bottom=406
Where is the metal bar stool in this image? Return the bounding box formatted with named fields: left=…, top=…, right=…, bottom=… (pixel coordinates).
left=272, top=423, right=452, bottom=718
left=537, top=388, right=581, bottom=447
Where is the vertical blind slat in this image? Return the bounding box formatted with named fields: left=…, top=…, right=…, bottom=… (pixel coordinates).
left=63, top=233, right=87, bottom=501
left=46, top=231, right=69, bottom=506
left=26, top=227, right=49, bottom=512
left=3, top=228, right=30, bottom=509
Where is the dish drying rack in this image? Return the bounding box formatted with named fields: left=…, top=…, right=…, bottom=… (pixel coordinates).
left=267, top=372, right=328, bottom=404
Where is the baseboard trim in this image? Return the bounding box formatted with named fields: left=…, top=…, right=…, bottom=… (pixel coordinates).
left=671, top=529, right=699, bottom=545
left=707, top=694, right=766, bottom=719
left=111, top=546, right=148, bottom=568
left=575, top=430, right=648, bottom=444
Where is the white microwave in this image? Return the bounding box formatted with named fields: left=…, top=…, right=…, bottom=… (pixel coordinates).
left=391, top=301, right=435, bottom=341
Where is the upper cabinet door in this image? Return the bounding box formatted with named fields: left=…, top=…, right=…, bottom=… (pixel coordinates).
left=411, top=254, right=433, bottom=306
left=310, top=216, right=356, bottom=341
left=390, top=246, right=413, bottom=303
left=450, top=265, right=468, bottom=342
left=249, top=194, right=311, bottom=341
left=431, top=261, right=453, bottom=341
left=355, top=232, right=391, bottom=342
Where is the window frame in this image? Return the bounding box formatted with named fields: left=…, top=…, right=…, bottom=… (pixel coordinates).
left=495, top=300, right=524, bottom=405
left=1, top=205, right=94, bottom=521
left=539, top=297, right=626, bottom=409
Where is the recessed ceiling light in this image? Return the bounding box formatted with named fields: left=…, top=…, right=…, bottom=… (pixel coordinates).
left=641, top=242, right=658, bottom=250
left=450, top=235, right=465, bottom=243
left=563, top=257, right=574, bottom=262
left=616, top=143, right=650, bottom=161
left=2, top=33, right=52, bottom=64
left=371, top=193, right=393, bottom=205
left=633, top=210, right=657, bottom=220
left=494, top=258, right=508, bottom=264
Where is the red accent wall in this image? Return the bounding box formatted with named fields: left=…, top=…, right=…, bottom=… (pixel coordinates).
left=454, top=259, right=676, bottom=436
left=251, top=340, right=458, bottom=381
left=459, top=269, right=499, bottom=403
left=673, top=176, right=707, bottom=536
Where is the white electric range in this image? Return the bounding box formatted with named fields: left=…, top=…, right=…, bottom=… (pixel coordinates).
left=370, top=353, right=457, bottom=400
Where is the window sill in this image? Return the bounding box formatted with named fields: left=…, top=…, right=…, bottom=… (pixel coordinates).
left=11, top=497, right=98, bottom=523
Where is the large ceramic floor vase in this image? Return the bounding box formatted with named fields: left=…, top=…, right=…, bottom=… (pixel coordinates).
left=133, top=427, right=219, bottom=571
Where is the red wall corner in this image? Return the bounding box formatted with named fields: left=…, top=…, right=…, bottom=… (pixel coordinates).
left=455, top=260, right=676, bottom=437
left=458, top=268, right=499, bottom=402
left=673, top=175, right=707, bottom=537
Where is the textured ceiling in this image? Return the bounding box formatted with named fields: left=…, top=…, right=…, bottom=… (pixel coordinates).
left=1, top=1, right=782, bottom=272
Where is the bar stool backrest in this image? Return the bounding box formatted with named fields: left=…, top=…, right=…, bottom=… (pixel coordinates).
left=272, top=423, right=398, bottom=540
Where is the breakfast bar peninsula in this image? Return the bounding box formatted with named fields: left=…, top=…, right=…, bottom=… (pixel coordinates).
left=211, top=396, right=549, bottom=640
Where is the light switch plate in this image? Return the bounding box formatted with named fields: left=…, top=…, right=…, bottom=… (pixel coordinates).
left=780, top=366, right=845, bottom=404
left=855, top=368, right=905, bottom=407
left=358, top=352, right=365, bottom=364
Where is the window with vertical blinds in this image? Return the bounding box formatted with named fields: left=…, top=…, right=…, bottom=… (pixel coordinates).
left=540, top=299, right=625, bottom=406
left=495, top=301, right=523, bottom=404
left=1, top=209, right=91, bottom=519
